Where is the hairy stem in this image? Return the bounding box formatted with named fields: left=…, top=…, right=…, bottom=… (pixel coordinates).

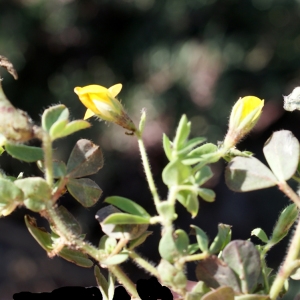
left=269, top=217, right=300, bottom=299
left=129, top=250, right=159, bottom=278
left=135, top=131, right=160, bottom=207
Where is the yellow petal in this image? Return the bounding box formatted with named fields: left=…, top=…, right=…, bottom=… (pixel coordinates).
left=241, top=96, right=264, bottom=120
left=108, top=84, right=122, bottom=97
left=74, top=85, right=108, bottom=95
left=84, top=109, right=95, bottom=120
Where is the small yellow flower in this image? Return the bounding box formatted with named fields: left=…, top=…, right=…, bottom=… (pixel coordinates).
left=223, top=96, right=264, bottom=149
left=74, top=84, right=136, bottom=132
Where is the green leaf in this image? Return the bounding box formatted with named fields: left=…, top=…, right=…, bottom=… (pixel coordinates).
left=15, top=177, right=51, bottom=201
left=190, top=225, right=209, bottom=252
left=195, top=256, right=241, bottom=293
left=67, top=139, right=104, bottom=178
left=24, top=215, right=53, bottom=252
left=270, top=203, right=298, bottom=245
left=263, top=130, right=299, bottom=181
left=183, top=143, right=218, bottom=165
left=23, top=198, right=47, bottom=212
left=94, top=266, right=109, bottom=300
left=194, top=166, right=213, bottom=186
left=157, top=259, right=187, bottom=289
left=198, top=188, right=215, bottom=202
left=174, top=229, right=189, bottom=255
left=225, top=156, right=278, bottom=192
left=100, top=252, right=129, bottom=265
left=251, top=228, right=269, bottom=244
left=173, top=115, right=191, bottom=150
left=105, top=196, right=150, bottom=218
left=57, top=205, right=82, bottom=235
left=159, top=227, right=181, bottom=263
left=42, top=105, right=69, bottom=132
left=54, top=120, right=91, bottom=139
left=96, top=206, right=149, bottom=240
left=222, top=240, right=261, bottom=294
left=49, top=119, right=68, bottom=139
left=0, top=178, right=24, bottom=202
left=177, top=137, right=206, bottom=157
left=67, top=178, right=102, bottom=207
left=177, top=189, right=199, bottom=217
left=209, top=224, right=232, bottom=254
left=201, top=286, right=234, bottom=300
left=5, top=142, right=43, bottom=162
left=59, top=247, right=93, bottom=268
left=163, top=133, right=172, bottom=161
left=187, top=243, right=200, bottom=255
left=102, top=213, right=150, bottom=225
left=162, top=159, right=192, bottom=186
left=99, top=235, right=117, bottom=253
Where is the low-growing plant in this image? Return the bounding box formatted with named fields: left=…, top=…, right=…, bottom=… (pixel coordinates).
left=1, top=56, right=300, bottom=299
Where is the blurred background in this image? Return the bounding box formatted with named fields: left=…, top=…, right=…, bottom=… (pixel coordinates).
left=0, top=0, right=300, bottom=298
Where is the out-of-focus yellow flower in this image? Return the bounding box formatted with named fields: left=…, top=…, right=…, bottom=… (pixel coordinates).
left=74, top=84, right=136, bottom=132
left=223, top=96, right=264, bottom=149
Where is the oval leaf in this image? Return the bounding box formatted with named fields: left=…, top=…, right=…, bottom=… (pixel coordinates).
left=25, top=215, right=53, bottom=252
left=100, top=252, right=129, bottom=265
left=59, top=247, right=93, bottom=268
left=225, top=156, right=278, bottom=192
left=0, top=178, right=24, bottom=202
left=54, top=120, right=91, bottom=140
left=263, top=130, right=299, bottom=181
left=42, top=105, right=69, bottom=132
left=15, top=177, right=51, bottom=201
left=67, top=139, right=104, bottom=178
left=201, top=286, right=234, bottom=300
left=190, top=224, right=209, bottom=252
left=195, top=256, right=241, bottom=293
left=222, top=240, right=261, bottom=294
left=5, top=142, right=44, bottom=162
left=162, top=159, right=192, bottom=186
left=67, top=178, right=102, bottom=207
left=105, top=196, right=150, bottom=218
left=102, top=213, right=150, bottom=225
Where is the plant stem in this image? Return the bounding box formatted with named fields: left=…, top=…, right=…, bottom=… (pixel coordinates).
left=47, top=206, right=139, bottom=297
left=269, top=217, right=300, bottom=299
left=135, top=131, right=160, bottom=207
left=39, top=129, right=139, bottom=298
left=108, top=265, right=140, bottom=299
left=278, top=181, right=300, bottom=209
left=34, top=127, right=54, bottom=187
left=128, top=250, right=159, bottom=278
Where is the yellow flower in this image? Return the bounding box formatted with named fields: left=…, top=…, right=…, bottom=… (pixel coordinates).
left=223, top=96, right=264, bottom=149
left=74, top=84, right=136, bottom=132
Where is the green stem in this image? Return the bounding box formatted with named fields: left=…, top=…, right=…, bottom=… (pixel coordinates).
left=34, top=127, right=54, bottom=187
left=129, top=250, right=159, bottom=278
left=269, top=217, right=300, bottom=299
left=135, top=131, right=160, bottom=207
left=47, top=206, right=138, bottom=297
left=278, top=181, right=300, bottom=209
left=108, top=265, right=140, bottom=299
left=260, top=254, right=270, bottom=293
left=39, top=129, right=138, bottom=297
left=178, top=252, right=209, bottom=264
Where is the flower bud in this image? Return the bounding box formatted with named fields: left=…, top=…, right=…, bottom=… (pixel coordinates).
left=74, top=84, right=136, bottom=132
left=223, top=96, right=264, bottom=149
